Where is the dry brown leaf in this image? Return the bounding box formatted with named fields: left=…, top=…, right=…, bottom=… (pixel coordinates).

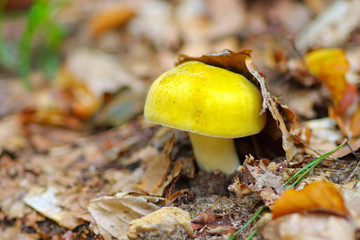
left=0, top=115, right=27, bottom=152
left=306, top=48, right=360, bottom=138
left=88, top=5, right=136, bottom=37
left=88, top=192, right=162, bottom=240
left=177, top=49, right=298, bottom=161
left=306, top=48, right=351, bottom=109
left=66, top=49, right=144, bottom=97
left=192, top=209, right=234, bottom=236
left=272, top=181, right=349, bottom=219
left=296, top=0, right=360, bottom=49
left=0, top=220, right=39, bottom=240
left=135, top=136, right=175, bottom=195
left=229, top=156, right=283, bottom=203
left=228, top=179, right=252, bottom=198
left=56, top=66, right=102, bottom=120
left=23, top=186, right=85, bottom=229
left=262, top=213, right=355, bottom=240
left=18, top=67, right=101, bottom=129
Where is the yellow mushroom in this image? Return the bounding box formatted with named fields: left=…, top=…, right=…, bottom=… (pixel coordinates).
left=144, top=61, right=266, bottom=174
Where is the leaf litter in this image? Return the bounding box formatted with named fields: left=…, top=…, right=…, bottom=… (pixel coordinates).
left=1, top=0, right=360, bottom=239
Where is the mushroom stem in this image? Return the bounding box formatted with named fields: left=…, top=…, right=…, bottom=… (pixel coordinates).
left=188, top=132, right=240, bottom=174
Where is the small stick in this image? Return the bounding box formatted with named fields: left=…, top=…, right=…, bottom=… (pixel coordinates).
left=343, top=142, right=360, bottom=183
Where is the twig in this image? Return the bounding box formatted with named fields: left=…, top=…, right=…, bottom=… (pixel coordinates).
left=343, top=142, right=360, bottom=183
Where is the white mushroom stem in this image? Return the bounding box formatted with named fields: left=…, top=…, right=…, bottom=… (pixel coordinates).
left=188, top=132, right=240, bottom=174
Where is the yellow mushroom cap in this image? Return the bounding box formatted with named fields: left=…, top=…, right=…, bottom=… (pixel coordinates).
left=144, top=61, right=266, bottom=138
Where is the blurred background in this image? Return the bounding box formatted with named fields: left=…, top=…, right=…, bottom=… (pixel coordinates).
left=1, top=0, right=359, bottom=128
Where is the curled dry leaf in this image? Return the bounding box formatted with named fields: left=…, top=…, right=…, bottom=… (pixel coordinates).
left=271, top=181, right=349, bottom=219
left=305, top=48, right=360, bottom=138
left=177, top=49, right=298, bottom=161
left=229, top=155, right=284, bottom=204
left=192, top=209, right=234, bottom=236
left=228, top=180, right=252, bottom=198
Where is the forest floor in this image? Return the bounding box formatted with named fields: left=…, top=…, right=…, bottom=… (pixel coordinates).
left=1, top=0, right=360, bottom=239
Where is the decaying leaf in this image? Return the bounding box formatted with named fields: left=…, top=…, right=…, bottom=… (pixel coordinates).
left=88, top=192, right=163, bottom=240
left=0, top=220, right=37, bottom=240
left=296, top=0, right=360, bottom=49
left=177, top=49, right=298, bottom=161
left=228, top=155, right=284, bottom=204
left=18, top=67, right=101, bottom=129
left=135, top=136, right=175, bottom=195
left=228, top=179, right=252, bottom=198
left=66, top=48, right=144, bottom=97
left=261, top=213, right=355, bottom=240
left=305, top=48, right=360, bottom=138
left=0, top=115, right=27, bottom=152
left=88, top=4, right=136, bottom=37
left=306, top=48, right=351, bottom=109
left=272, top=181, right=349, bottom=219
left=24, top=186, right=85, bottom=229
left=192, top=209, right=234, bottom=236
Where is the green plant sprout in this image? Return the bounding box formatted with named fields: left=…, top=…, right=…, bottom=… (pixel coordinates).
left=228, top=140, right=347, bottom=240
left=0, top=0, right=67, bottom=89
left=284, top=139, right=347, bottom=189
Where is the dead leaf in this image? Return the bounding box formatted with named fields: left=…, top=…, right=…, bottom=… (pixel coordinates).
left=177, top=49, right=298, bottom=161
left=93, top=88, right=146, bottom=127
left=56, top=66, right=102, bottom=120
left=66, top=48, right=144, bottom=97
left=88, top=192, right=162, bottom=240
left=0, top=115, right=27, bottom=152
left=24, top=186, right=85, bottom=229
left=262, top=213, right=355, bottom=240
left=192, top=209, right=234, bottom=236
left=88, top=5, right=136, bottom=37
left=135, top=136, right=175, bottom=195
left=306, top=48, right=351, bottom=109
left=18, top=67, right=102, bottom=129
left=272, top=181, right=349, bottom=219
left=228, top=179, right=252, bottom=198
left=193, top=209, right=219, bottom=224
left=259, top=188, right=279, bottom=206
left=305, top=48, right=360, bottom=138
left=296, top=0, right=360, bottom=49
left=229, top=156, right=283, bottom=203
left=341, top=181, right=360, bottom=217
left=0, top=220, right=39, bottom=240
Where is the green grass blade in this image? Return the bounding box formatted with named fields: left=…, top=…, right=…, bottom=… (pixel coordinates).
left=228, top=140, right=346, bottom=240
left=228, top=206, right=266, bottom=240
left=285, top=140, right=346, bottom=188
left=246, top=229, right=258, bottom=240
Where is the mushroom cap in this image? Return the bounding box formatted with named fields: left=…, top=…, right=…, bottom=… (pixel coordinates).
left=144, top=61, right=266, bottom=138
